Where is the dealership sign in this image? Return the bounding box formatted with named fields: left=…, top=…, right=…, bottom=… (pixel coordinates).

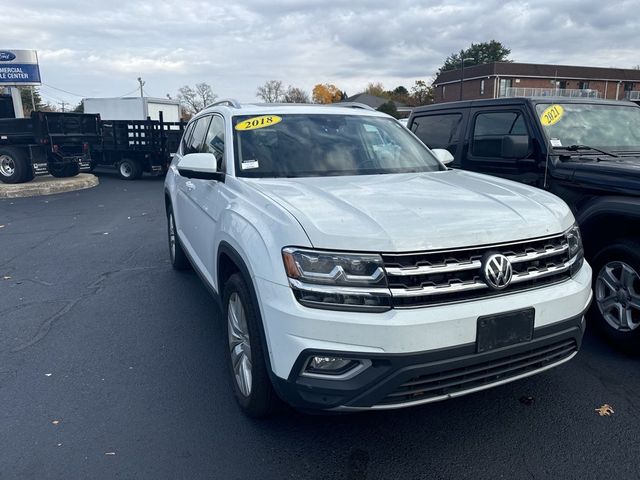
left=0, top=50, right=41, bottom=86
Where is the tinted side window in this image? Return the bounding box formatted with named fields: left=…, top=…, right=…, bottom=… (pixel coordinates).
left=202, top=116, right=225, bottom=169
left=472, top=112, right=527, bottom=157
left=180, top=121, right=196, bottom=155
left=411, top=113, right=462, bottom=155
left=184, top=116, right=211, bottom=155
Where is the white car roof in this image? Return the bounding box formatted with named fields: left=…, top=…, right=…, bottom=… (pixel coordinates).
left=194, top=100, right=389, bottom=120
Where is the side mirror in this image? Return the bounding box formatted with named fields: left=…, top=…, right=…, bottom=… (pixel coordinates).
left=177, top=153, right=221, bottom=180
left=431, top=148, right=454, bottom=165
left=501, top=135, right=530, bottom=159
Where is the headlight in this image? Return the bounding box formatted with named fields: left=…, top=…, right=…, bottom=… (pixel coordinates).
left=282, top=248, right=391, bottom=312
left=565, top=224, right=584, bottom=275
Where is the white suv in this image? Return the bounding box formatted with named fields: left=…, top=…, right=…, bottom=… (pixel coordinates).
left=164, top=100, right=592, bottom=417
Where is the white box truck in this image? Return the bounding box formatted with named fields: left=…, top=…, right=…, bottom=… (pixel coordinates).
left=83, top=97, right=181, bottom=122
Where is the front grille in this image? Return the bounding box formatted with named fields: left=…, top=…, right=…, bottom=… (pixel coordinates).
left=376, top=338, right=577, bottom=406
left=383, top=233, right=573, bottom=308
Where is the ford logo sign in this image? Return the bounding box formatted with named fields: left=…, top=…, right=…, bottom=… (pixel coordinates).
left=0, top=51, right=16, bottom=61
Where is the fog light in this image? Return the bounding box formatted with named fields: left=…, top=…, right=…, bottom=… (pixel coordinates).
left=305, top=356, right=360, bottom=375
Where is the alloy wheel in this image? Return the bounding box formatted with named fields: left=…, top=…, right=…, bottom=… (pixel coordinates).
left=227, top=292, right=252, bottom=397
left=168, top=212, right=176, bottom=261
left=596, top=261, right=640, bottom=332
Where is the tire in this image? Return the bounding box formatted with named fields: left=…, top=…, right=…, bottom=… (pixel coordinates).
left=118, top=159, right=142, bottom=180
left=223, top=273, right=280, bottom=418
left=167, top=206, right=191, bottom=270
left=49, top=163, right=80, bottom=178
left=0, top=147, right=29, bottom=184
left=590, top=240, right=640, bottom=352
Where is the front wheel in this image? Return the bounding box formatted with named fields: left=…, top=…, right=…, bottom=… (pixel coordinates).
left=224, top=273, right=280, bottom=417
left=591, top=240, right=640, bottom=352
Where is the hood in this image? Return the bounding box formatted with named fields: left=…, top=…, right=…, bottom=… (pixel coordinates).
left=246, top=170, right=574, bottom=252
left=556, top=155, right=640, bottom=195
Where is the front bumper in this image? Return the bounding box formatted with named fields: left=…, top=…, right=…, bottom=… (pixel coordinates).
left=272, top=314, right=585, bottom=410
left=256, top=262, right=592, bottom=410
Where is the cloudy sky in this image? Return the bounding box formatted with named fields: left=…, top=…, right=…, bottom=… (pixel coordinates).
left=3, top=0, right=639, bottom=107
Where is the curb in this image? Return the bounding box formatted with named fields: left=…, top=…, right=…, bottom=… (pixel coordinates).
left=0, top=174, right=99, bottom=199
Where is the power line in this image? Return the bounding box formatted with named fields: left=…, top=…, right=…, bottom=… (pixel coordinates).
left=38, top=87, right=67, bottom=104
left=41, top=82, right=87, bottom=98
left=118, top=86, right=141, bottom=98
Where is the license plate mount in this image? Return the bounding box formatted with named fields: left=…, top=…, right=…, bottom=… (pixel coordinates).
left=476, top=308, right=535, bottom=353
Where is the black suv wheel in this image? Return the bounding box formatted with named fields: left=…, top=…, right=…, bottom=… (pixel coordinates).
left=591, top=240, right=640, bottom=352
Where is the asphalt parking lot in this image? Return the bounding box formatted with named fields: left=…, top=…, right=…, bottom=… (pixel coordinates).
left=1, top=172, right=639, bottom=480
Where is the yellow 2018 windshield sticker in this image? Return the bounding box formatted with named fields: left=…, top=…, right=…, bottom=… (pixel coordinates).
left=540, top=105, right=564, bottom=126
left=235, top=115, right=282, bottom=131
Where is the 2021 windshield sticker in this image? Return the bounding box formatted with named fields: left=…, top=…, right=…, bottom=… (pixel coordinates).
left=540, top=105, right=564, bottom=126
left=235, top=115, right=282, bottom=131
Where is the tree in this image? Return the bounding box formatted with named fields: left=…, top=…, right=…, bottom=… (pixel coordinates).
left=256, top=80, right=285, bottom=103
left=386, top=85, right=409, bottom=104
left=283, top=86, right=310, bottom=103
left=19, top=86, right=43, bottom=114
left=408, top=80, right=434, bottom=106
left=377, top=100, right=399, bottom=118
left=177, top=82, right=217, bottom=115
left=312, top=83, right=343, bottom=104
left=438, top=40, right=511, bottom=74
left=73, top=101, right=84, bottom=113
left=364, top=82, right=386, bottom=97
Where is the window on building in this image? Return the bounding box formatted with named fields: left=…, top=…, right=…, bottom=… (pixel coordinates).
left=578, top=81, right=590, bottom=90
left=498, top=79, right=512, bottom=97
left=624, top=82, right=634, bottom=92
left=471, top=111, right=528, bottom=158
left=480, top=80, right=485, bottom=95
left=411, top=113, right=463, bottom=156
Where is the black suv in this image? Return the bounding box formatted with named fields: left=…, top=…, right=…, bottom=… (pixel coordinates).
left=408, top=97, right=640, bottom=350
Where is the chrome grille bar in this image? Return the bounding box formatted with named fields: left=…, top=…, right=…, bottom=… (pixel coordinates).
left=383, top=232, right=574, bottom=306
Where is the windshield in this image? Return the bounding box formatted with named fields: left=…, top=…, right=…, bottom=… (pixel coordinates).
left=535, top=102, right=640, bottom=152
left=232, top=114, right=442, bottom=177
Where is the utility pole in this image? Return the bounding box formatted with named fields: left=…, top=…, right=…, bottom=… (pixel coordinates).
left=58, top=101, right=68, bottom=112
left=137, top=77, right=145, bottom=99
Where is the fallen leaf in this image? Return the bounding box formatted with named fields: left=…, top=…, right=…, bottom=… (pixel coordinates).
left=595, top=404, right=614, bottom=416
left=51, top=420, right=60, bottom=425
left=45, top=373, right=52, bottom=377
left=105, top=452, right=116, bottom=456
left=103, top=232, right=109, bottom=235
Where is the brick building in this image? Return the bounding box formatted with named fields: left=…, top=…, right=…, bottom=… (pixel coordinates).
left=432, top=62, right=640, bottom=103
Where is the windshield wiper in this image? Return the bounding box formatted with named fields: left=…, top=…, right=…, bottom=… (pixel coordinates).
left=555, top=144, right=619, bottom=158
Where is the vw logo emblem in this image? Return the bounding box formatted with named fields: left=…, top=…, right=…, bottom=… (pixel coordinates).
left=482, top=253, right=513, bottom=290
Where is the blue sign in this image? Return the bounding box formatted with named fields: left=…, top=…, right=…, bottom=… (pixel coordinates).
left=0, top=50, right=41, bottom=86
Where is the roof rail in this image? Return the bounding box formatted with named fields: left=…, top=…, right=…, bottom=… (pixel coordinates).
left=332, top=102, right=376, bottom=111
left=205, top=98, right=242, bottom=109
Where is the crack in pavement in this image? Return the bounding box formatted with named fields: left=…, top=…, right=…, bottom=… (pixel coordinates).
left=10, top=266, right=159, bottom=353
